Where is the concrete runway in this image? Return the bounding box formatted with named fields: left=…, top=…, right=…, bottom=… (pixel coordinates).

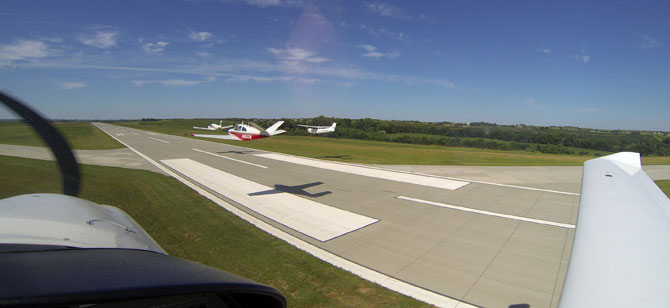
left=7, top=123, right=670, bottom=308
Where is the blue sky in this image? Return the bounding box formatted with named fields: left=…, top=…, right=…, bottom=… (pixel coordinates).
left=0, top=0, right=668, bottom=130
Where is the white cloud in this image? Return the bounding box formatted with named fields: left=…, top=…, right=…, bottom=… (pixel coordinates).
left=189, top=31, right=213, bottom=41
left=536, top=48, right=551, bottom=54
left=133, top=76, right=216, bottom=87
left=141, top=41, right=169, bottom=53
left=573, top=48, right=590, bottom=63
left=639, top=33, right=660, bottom=48
left=363, top=2, right=411, bottom=20
left=244, top=0, right=304, bottom=8
left=360, top=45, right=399, bottom=59
left=78, top=31, right=118, bottom=48
left=268, top=47, right=331, bottom=63
left=195, top=51, right=212, bottom=57
left=361, top=25, right=410, bottom=42
left=0, top=40, right=54, bottom=61
left=61, top=82, right=86, bottom=90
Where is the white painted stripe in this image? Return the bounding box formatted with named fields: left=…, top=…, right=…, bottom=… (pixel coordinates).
left=148, top=137, right=170, bottom=143
left=255, top=153, right=470, bottom=190
left=131, top=132, right=141, bottom=136
left=397, top=196, right=575, bottom=229
left=362, top=165, right=580, bottom=196
left=94, top=123, right=477, bottom=308
left=192, top=148, right=268, bottom=169
left=162, top=158, right=378, bottom=241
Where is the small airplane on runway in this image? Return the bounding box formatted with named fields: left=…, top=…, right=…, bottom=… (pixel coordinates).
left=298, top=123, right=336, bottom=134
left=193, top=120, right=232, bottom=131
left=191, top=121, right=286, bottom=141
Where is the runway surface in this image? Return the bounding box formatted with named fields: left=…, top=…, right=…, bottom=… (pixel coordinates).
left=52, top=123, right=661, bottom=308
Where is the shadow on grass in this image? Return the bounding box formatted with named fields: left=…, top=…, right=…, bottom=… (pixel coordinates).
left=317, top=154, right=352, bottom=160
left=216, top=150, right=256, bottom=155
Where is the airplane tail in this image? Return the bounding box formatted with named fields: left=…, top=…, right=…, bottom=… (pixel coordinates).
left=331, top=123, right=337, bottom=128
left=266, top=121, right=286, bottom=136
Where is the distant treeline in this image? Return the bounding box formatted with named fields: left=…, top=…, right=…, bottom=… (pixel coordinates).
left=255, top=116, right=669, bottom=156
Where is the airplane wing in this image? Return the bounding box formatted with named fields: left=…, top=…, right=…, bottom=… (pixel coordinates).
left=297, top=124, right=331, bottom=129
left=219, top=125, right=234, bottom=129
left=190, top=133, right=241, bottom=140
left=193, top=126, right=215, bottom=130
left=558, top=152, right=670, bottom=307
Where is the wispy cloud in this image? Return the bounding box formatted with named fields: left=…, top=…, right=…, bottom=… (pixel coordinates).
left=638, top=33, right=660, bottom=48
left=133, top=76, right=216, bottom=87
left=244, top=0, right=304, bottom=8
left=0, top=39, right=56, bottom=61
left=573, top=48, right=590, bottom=63
left=577, top=108, right=600, bottom=113
left=363, top=2, right=411, bottom=20
left=61, top=82, right=86, bottom=90
left=536, top=48, right=551, bottom=54
left=8, top=52, right=455, bottom=89
left=523, top=98, right=545, bottom=111
left=360, top=45, right=399, bottom=59
left=77, top=31, right=118, bottom=48
left=268, top=47, right=330, bottom=63
left=188, top=31, right=213, bottom=41
left=360, top=24, right=410, bottom=42
left=141, top=40, right=169, bottom=53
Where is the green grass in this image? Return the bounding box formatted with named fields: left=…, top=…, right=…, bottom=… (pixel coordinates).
left=113, top=120, right=670, bottom=166
left=0, top=155, right=428, bottom=308
left=657, top=180, right=670, bottom=198
left=0, top=121, right=122, bottom=150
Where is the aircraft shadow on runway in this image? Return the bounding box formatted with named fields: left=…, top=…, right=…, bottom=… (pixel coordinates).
left=217, top=150, right=256, bottom=155
left=248, top=182, right=332, bottom=198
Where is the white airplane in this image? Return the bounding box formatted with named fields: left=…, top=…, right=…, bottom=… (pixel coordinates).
left=193, top=120, right=232, bottom=131
left=191, top=121, right=286, bottom=141
left=297, top=122, right=336, bottom=134
left=558, top=152, right=670, bottom=307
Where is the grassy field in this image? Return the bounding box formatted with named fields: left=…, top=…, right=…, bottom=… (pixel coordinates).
left=0, top=121, right=122, bottom=150
left=0, top=155, right=427, bottom=308
left=114, top=120, right=670, bottom=166
left=658, top=180, right=670, bottom=198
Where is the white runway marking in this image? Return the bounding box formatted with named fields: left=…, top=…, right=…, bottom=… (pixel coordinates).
left=255, top=153, right=470, bottom=190
left=397, top=196, right=575, bottom=229
left=130, top=132, right=141, bottom=136
left=192, top=148, right=268, bottom=169
left=162, top=158, right=378, bottom=241
left=148, top=137, right=170, bottom=143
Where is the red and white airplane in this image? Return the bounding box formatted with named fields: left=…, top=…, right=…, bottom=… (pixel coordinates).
left=193, top=120, right=232, bottom=131
left=191, top=121, right=286, bottom=141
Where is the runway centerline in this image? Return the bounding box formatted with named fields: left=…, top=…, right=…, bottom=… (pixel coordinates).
left=193, top=148, right=268, bottom=169
left=148, top=137, right=170, bottom=143
left=397, top=195, right=575, bottom=229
